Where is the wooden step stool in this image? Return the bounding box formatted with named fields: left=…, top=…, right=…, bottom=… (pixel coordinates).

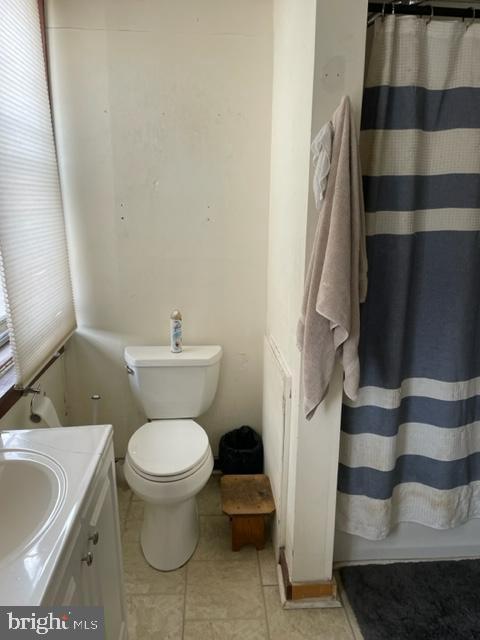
left=220, top=474, right=275, bottom=551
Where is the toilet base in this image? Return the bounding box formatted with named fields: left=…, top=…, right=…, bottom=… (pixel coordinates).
left=140, top=497, right=200, bottom=571
left=123, top=445, right=213, bottom=571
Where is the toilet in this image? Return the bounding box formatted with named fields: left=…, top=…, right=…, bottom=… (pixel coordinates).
left=123, top=344, right=222, bottom=571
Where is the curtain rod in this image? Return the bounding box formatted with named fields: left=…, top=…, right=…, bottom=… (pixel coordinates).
left=368, top=3, right=478, bottom=19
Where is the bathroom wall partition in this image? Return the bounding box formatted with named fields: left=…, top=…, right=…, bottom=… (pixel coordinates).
left=335, top=13, right=480, bottom=562
left=264, top=0, right=369, bottom=586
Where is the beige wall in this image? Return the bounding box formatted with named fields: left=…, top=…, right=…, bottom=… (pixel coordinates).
left=45, top=0, right=273, bottom=455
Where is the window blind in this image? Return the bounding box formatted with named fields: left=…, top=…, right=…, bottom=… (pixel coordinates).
left=0, top=0, right=76, bottom=387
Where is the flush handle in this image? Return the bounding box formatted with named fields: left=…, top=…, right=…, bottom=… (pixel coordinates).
left=89, top=531, right=99, bottom=546
left=125, top=364, right=134, bottom=375
left=81, top=551, right=93, bottom=567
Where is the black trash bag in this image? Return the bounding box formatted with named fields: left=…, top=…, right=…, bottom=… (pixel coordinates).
left=218, top=425, right=263, bottom=474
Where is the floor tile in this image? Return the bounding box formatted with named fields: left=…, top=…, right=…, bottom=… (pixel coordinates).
left=258, top=542, right=278, bottom=586
left=187, top=557, right=260, bottom=584
left=121, top=475, right=358, bottom=640
left=185, top=558, right=264, bottom=621
left=183, top=619, right=268, bottom=640
left=185, top=582, right=264, bottom=621
left=123, top=500, right=144, bottom=542
left=126, top=594, right=184, bottom=640
left=263, top=586, right=354, bottom=640
left=191, top=516, right=257, bottom=563
left=123, top=541, right=186, bottom=595
left=198, top=474, right=223, bottom=515
left=117, top=486, right=131, bottom=525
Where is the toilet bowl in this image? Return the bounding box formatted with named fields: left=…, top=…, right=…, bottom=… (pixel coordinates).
left=124, top=419, right=213, bottom=570
left=123, top=345, right=222, bottom=570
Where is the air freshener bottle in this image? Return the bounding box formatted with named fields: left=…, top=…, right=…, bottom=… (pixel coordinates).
left=170, top=309, right=183, bottom=353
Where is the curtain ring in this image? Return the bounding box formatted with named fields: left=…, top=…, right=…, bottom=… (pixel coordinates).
left=426, top=5, right=434, bottom=25
left=468, top=7, right=477, bottom=29
left=381, top=2, right=386, bottom=21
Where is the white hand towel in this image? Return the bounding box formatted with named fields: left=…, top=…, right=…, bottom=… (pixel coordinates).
left=311, top=121, right=334, bottom=208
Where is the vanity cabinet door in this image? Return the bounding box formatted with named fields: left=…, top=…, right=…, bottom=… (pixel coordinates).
left=87, top=466, right=128, bottom=640
left=44, top=522, right=92, bottom=606
left=42, top=445, right=127, bottom=639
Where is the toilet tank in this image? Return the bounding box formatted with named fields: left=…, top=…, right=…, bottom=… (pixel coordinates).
left=124, top=345, right=222, bottom=419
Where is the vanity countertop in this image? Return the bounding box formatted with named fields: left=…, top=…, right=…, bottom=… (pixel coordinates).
left=0, top=425, right=112, bottom=606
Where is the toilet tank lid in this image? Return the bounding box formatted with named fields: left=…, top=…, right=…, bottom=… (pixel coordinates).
left=124, top=345, right=222, bottom=368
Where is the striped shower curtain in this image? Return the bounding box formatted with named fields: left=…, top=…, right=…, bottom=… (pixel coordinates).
left=337, top=15, right=480, bottom=540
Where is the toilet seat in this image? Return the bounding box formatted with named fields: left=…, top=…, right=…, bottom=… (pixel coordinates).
left=127, top=419, right=210, bottom=482
left=127, top=447, right=211, bottom=483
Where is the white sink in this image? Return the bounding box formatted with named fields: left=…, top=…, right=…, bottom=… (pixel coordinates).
left=0, top=426, right=111, bottom=605
left=0, top=450, right=66, bottom=565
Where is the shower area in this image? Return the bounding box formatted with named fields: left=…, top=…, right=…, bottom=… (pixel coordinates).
left=334, top=0, right=480, bottom=564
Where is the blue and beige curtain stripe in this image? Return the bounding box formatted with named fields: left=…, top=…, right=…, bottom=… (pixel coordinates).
left=337, top=15, right=480, bottom=540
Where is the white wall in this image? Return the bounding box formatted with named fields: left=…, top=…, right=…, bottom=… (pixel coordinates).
left=262, top=336, right=291, bottom=550
left=264, top=0, right=368, bottom=584
left=45, top=0, right=273, bottom=456
left=264, top=0, right=317, bottom=571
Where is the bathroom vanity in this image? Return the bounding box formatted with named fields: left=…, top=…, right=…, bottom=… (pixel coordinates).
left=0, top=425, right=128, bottom=640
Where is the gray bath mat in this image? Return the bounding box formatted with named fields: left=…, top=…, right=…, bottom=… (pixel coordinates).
left=340, top=559, right=480, bottom=640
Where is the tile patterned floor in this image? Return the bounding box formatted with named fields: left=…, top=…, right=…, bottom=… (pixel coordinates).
left=117, top=475, right=357, bottom=640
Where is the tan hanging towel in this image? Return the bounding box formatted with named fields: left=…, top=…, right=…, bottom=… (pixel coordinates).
left=297, top=96, right=368, bottom=421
